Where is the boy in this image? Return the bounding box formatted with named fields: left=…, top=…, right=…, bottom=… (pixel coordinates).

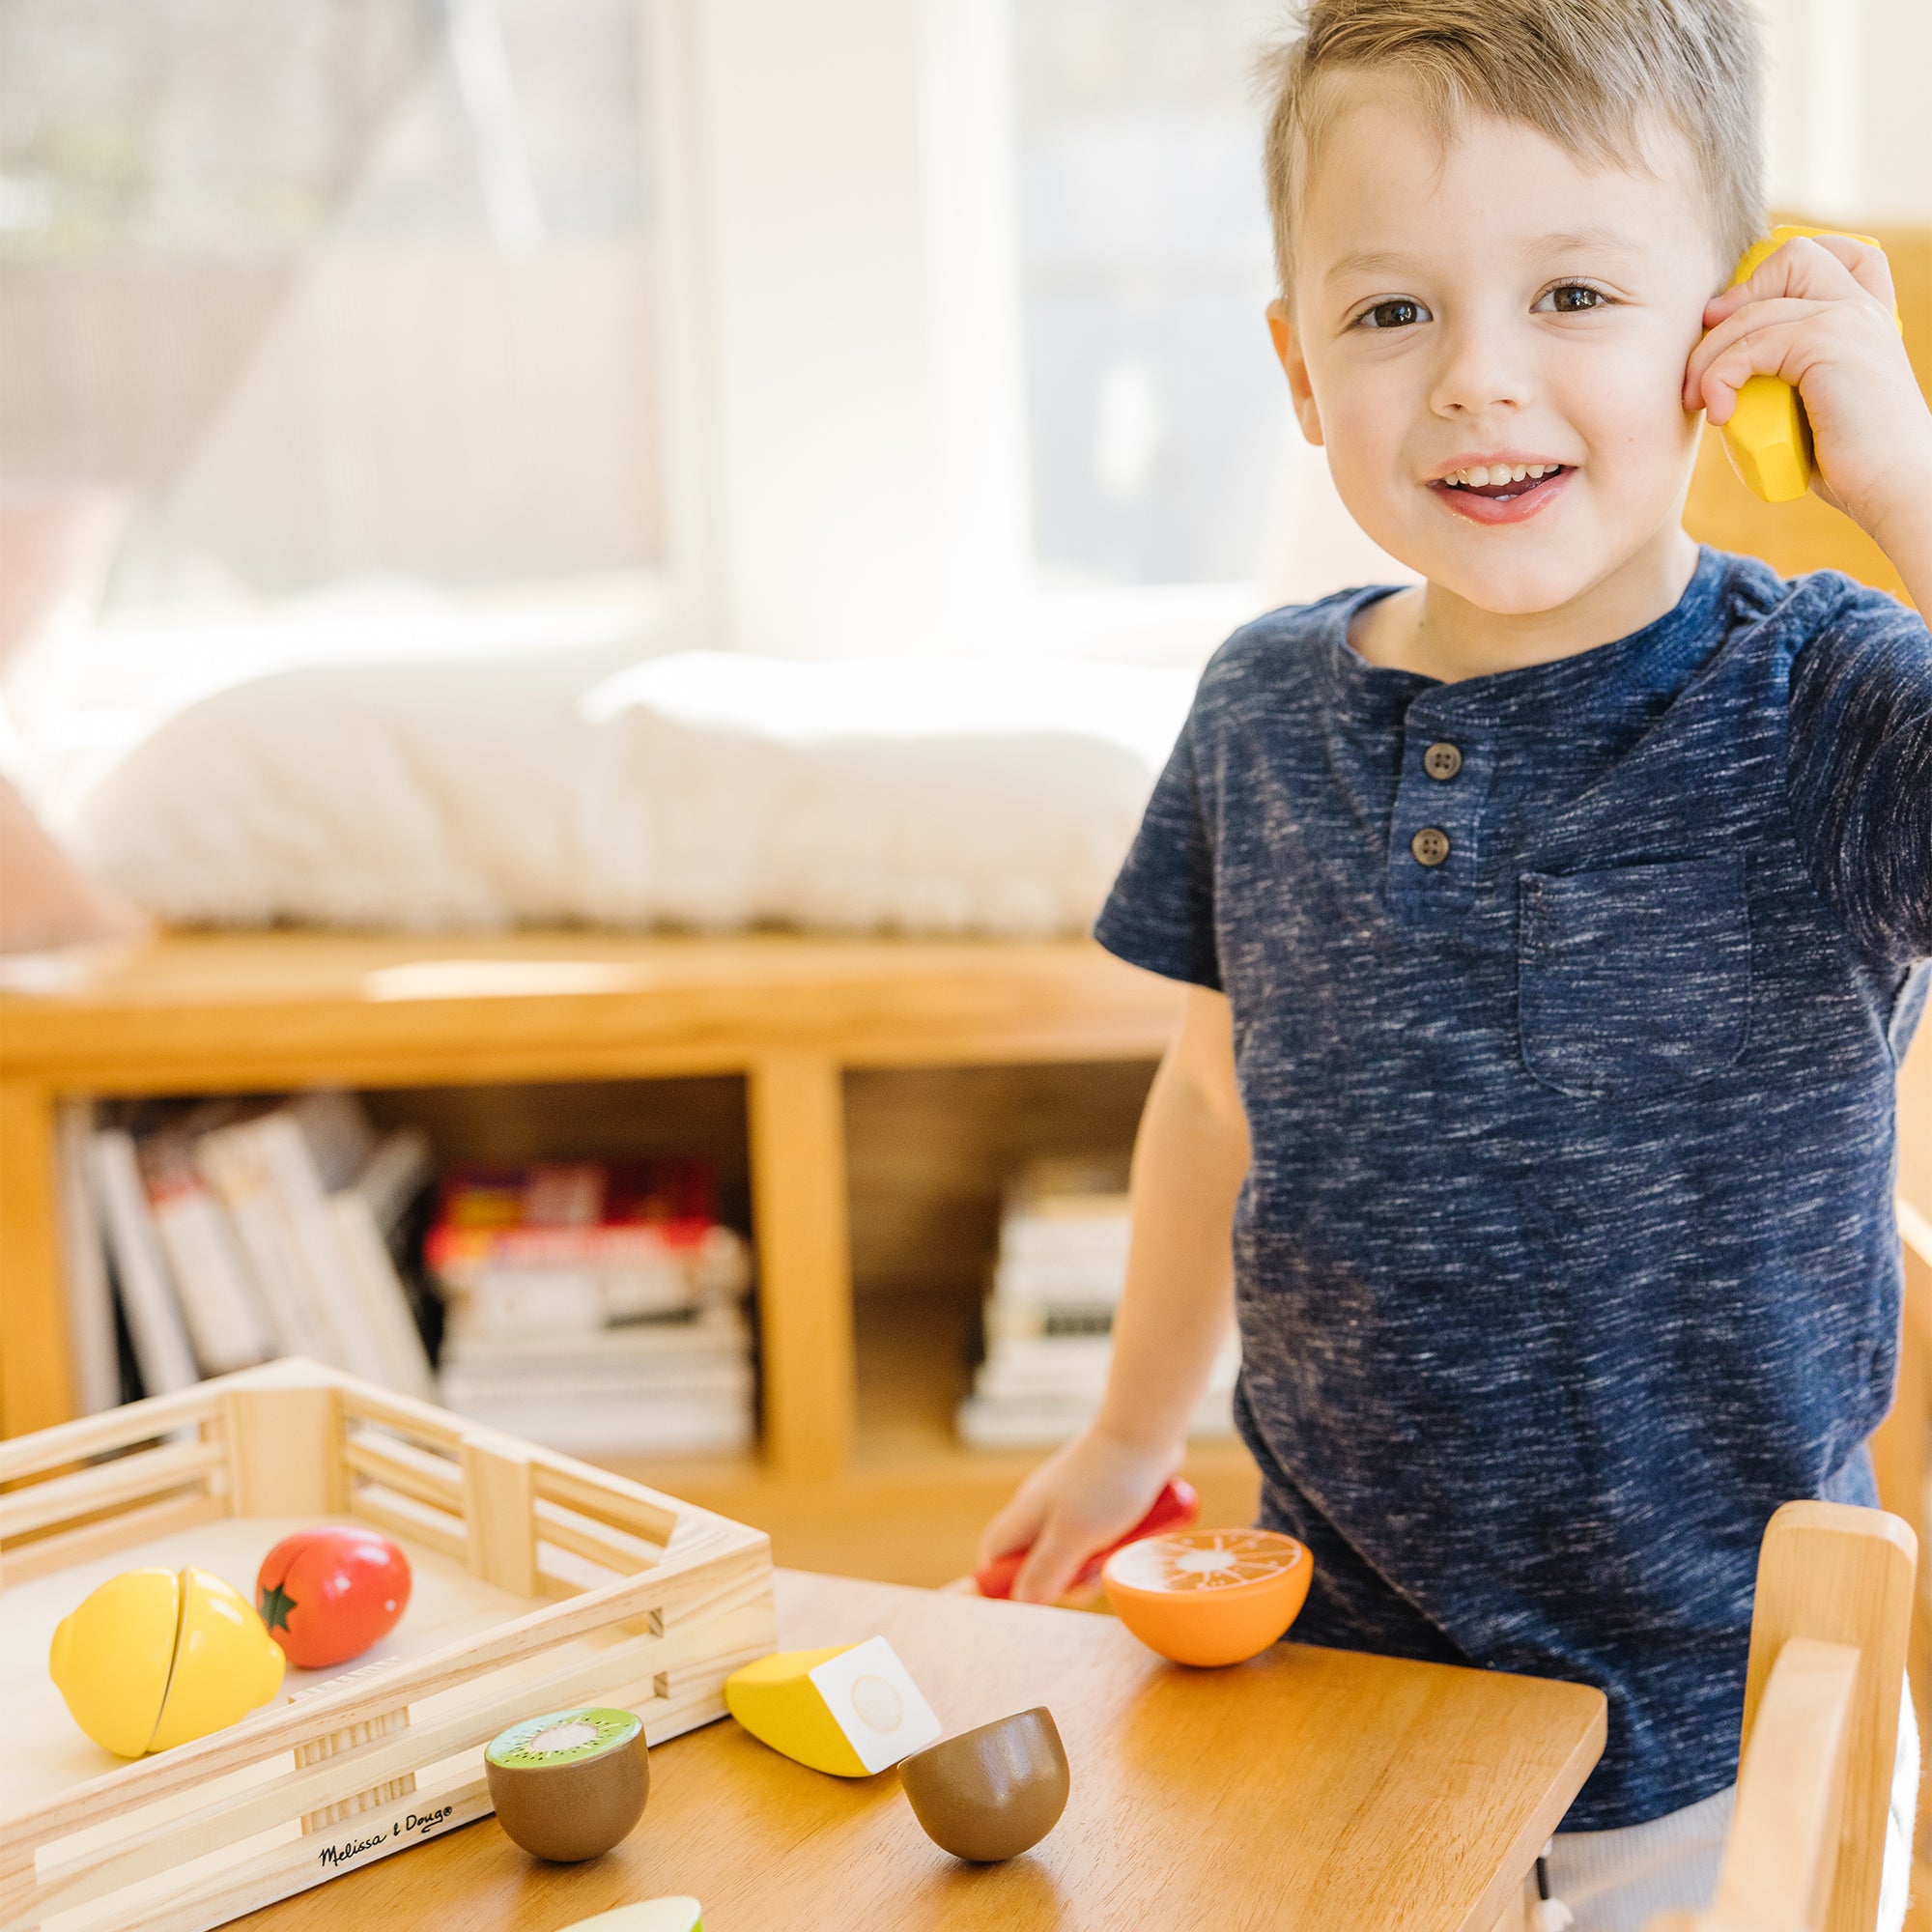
left=979, top=0, right=1932, bottom=1921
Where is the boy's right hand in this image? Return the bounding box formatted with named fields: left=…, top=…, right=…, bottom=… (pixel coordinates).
left=975, top=1426, right=1179, bottom=1605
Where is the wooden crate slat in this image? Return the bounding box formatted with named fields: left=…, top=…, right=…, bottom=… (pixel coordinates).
left=0, top=1849, right=31, bottom=1930
left=3, top=1362, right=776, bottom=1932
left=0, top=1388, right=217, bottom=1488
left=335, top=1384, right=469, bottom=1454
left=220, top=1383, right=345, bottom=1519
left=0, top=1492, right=227, bottom=1589
left=21, top=1784, right=498, bottom=1932
left=531, top=1496, right=660, bottom=1577
left=459, top=1436, right=538, bottom=1595
left=0, top=1437, right=226, bottom=1544
left=339, top=1431, right=465, bottom=1515
left=346, top=1486, right=469, bottom=1566
left=297, top=1707, right=416, bottom=1833
left=528, top=1458, right=681, bottom=1548
left=639, top=1592, right=780, bottom=1743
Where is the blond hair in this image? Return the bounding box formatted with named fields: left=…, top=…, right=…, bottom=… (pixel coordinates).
left=1261, top=0, right=1767, bottom=297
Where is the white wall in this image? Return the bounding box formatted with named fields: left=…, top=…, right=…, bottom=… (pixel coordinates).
left=1765, top=0, right=1932, bottom=223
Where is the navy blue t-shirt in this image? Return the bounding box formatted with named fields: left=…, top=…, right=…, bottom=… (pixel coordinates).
left=1094, top=547, right=1932, bottom=1828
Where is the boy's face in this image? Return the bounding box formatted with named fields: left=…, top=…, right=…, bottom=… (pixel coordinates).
left=1271, top=81, right=1726, bottom=619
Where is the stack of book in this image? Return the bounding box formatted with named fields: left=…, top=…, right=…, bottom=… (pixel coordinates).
left=426, top=1160, right=755, bottom=1458
left=956, top=1159, right=1239, bottom=1450
left=58, top=1092, right=438, bottom=1410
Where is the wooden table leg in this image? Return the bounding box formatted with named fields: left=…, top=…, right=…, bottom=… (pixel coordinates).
left=747, top=1051, right=855, bottom=1480
left=0, top=1078, right=74, bottom=1438
left=1475, top=1869, right=1530, bottom=1932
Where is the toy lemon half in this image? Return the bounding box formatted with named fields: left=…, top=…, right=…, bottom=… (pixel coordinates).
left=47, top=1567, right=182, bottom=1758
left=1102, top=1528, right=1313, bottom=1667
left=49, top=1564, right=285, bottom=1758
left=150, top=1566, right=287, bottom=1751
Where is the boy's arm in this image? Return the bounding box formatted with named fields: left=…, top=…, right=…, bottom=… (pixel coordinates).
left=977, top=983, right=1250, bottom=1604
left=1688, top=236, right=1932, bottom=955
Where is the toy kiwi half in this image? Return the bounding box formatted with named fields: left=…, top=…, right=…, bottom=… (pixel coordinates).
left=898, top=1707, right=1069, bottom=1861
left=484, top=1706, right=649, bottom=1861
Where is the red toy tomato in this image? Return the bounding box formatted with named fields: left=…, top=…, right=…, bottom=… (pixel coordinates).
left=256, top=1526, right=412, bottom=1668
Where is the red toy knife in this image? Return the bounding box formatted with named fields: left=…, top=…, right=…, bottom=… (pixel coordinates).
left=973, top=1477, right=1200, bottom=1600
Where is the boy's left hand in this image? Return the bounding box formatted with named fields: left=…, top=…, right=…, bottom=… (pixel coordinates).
left=1683, top=234, right=1932, bottom=551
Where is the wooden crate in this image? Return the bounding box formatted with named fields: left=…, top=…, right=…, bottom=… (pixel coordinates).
left=0, top=1359, right=775, bottom=1932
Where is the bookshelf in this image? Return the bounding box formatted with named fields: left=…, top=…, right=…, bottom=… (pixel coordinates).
left=0, top=929, right=1256, bottom=1581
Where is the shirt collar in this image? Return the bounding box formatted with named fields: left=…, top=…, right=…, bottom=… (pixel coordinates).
left=1323, top=545, right=1729, bottom=729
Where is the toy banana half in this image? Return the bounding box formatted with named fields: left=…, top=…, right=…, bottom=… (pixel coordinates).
left=1719, top=223, right=1896, bottom=504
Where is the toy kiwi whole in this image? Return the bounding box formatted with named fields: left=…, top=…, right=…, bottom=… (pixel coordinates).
left=484, top=1707, right=650, bottom=1861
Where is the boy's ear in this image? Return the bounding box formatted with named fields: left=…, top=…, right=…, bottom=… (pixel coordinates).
left=1266, top=299, right=1324, bottom=446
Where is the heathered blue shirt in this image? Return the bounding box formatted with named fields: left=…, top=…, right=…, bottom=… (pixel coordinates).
left=1094, top=546, right=1932, bottom=1829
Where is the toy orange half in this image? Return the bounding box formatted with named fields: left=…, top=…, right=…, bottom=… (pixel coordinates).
left=1102, top=1528, right=1312, bottom=1666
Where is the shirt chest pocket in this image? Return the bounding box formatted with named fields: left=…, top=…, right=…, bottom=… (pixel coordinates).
left=1517, top=857, right=1751, bottom=1098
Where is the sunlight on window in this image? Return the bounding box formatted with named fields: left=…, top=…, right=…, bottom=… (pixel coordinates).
left=0, top=0, right=661, bottom=617
left=1015, top=0, right=1284, bottom=591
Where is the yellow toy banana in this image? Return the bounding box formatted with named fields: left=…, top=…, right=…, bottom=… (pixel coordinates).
left=1720, top=223, right=1900, bottom=503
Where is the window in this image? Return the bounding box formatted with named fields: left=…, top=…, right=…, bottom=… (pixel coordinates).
left=1014, top=0, right=1282, bottom=592
left=0, top=0, right=663, bottom=615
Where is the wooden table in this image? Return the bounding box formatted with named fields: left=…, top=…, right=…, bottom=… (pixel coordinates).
left=236, top=1568, right=1606, bottom=1932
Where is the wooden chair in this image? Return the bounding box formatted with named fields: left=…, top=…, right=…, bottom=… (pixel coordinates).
left=1643, top=1501, right=1917, bottom=1932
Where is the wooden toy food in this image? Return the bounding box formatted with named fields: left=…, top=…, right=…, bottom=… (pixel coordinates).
left=897, top=1707, right=1069, bottom=1862
left=560, top=1900, right=704, bottom=1932
left=256, top=1525, right=412, bottom=1668
left=48, top=1565, right=286, bottom=1757
left=484, top=1706, right=650, bottom=1861
left=973, top=1478, right=1199, bottom=1601
left=1102, top=1527, right=1312, bottom=1667
left=724, top=1635, right=942, bottom=1776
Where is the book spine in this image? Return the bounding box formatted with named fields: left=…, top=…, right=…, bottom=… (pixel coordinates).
left=195, top=1122, right=340, bottom=1363
left=990, top=1258, right=1127, bottom=1301
left=438, top=1403, right=755, bottom=1458
left=91, top=1129, right=199, bottom=1395
left=149, top=1179, right=276, bottom=1374
left=55, top=1102, right=121, bottom=1413
left=252, top=1115, right=389, bottom=1384
left=351, top=1127, right=436, bottom=1242
left=440, top=1364, right=754, bottom=1405
left=327, top=1192, right=439, bottom=1400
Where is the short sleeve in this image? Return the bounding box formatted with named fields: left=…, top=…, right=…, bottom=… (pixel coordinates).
left=1788, top=582, right=1932, bottom=962
left=1094, top=712, right=1222, bottom=989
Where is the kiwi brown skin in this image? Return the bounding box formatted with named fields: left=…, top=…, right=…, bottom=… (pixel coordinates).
left=897, top=1707, right=1068, bottom=1862
left=485, top=1711, right=650, bottom=1862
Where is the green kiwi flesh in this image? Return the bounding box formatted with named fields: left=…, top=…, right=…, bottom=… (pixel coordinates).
left=485, top=1707, right=649, bottom=1861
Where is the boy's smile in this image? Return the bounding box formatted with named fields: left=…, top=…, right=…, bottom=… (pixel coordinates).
left=1431, top=458, right=1574, bottom=525
left=1269, top=78, right=1728, bottom=679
